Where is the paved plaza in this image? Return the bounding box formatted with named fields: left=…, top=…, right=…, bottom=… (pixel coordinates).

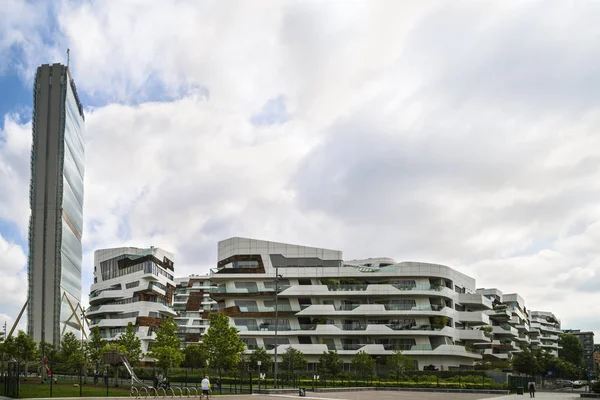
left=6, top=389, right=586, bottom=400
left=262, top=391, right=580, bottom=400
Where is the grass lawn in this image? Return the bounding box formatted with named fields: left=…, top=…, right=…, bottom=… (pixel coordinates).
left=17, top=378, right=132, bottom=398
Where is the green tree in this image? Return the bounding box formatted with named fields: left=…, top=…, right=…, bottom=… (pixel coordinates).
left=385, top=350, right=414, bottom=379
left=201, top=313, right=245, bottom=374
left=4, top=331, right=37, bottom=380
left=117, top=322, right=143, bottom=366
left=60, top=332, right=84, bottom=368
left=182, top=344, right=208, bottom=370
left=248, top=346, right=272, bottom=371
left=559, top=334, right=584, bottom=367
left=87, top=327, right=106, bottom=369
left=534, top=348, right=555, bottom=375
left=38, top=341, right=59, bottom=363
left=319, top=350, right=343, bottom=383
left=147, top=317, right=184, bottom=376
left=281, top=347, right=307, bottom=383
left=512, top=347, right=540, bottom=376
left=351, top=351, right=375, bottom=380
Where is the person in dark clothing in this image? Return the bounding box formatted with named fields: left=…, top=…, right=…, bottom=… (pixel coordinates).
left=103, top=370, right=109, bottom=387
left=528, top=380, right=536, bottom=398
left=153, top=372, right=159, bottom=389
left=94, top=370, right=99, bottom=385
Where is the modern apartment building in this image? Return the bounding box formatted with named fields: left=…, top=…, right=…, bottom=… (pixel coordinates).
left=210, top=237, right=493, bottom=370
left=27, top=63, right=86, bottom=347
left=88, top=247, right=177, bottom=359
left=173, top=275, right=217, bottom=346
left=563, top=330, right=596, bottom=373
left=472, top=289, right=530, bottom=362
left=530, top=311, right=562, bottom=356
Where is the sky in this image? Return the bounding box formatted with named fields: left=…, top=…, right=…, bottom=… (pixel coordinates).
left=1, top=0, right=600, bottom=338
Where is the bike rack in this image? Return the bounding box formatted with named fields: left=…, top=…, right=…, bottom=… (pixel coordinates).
left=130, top=386, right=140, bottom=398
left=188, top=387, right=198, bottom=397
left=158, top=387, right=167, bottom=398
left=167, top=387, right=175, bottom=397
left=139, top=387, right=148, bottom=398
left=182, top=387, right=190, bottom=397
left=173, top=387, right=183, bottom=397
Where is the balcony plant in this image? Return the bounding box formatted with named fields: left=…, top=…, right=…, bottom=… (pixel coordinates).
left=479, top=325, right=493, bottom=338
left=430, top=316, right=449, bottom=328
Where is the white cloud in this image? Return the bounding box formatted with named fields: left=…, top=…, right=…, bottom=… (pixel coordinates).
left=0, top=235, right=28, bottom=313
left=3, top=0, right=600, bottom=337
left=0, top=115, right=31, bottom=235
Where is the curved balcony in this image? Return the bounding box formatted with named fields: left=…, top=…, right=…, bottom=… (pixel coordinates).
left=278, top=284, right=456, bottom=300
left=457, top=294, right=493, bottom=310
left=89, top=317, right=137, bottom=328
left=219, top=305, right=300, bottom=318
left=486, top=308, right=511, bottom=320
left=211, top=285, right=291, bottom=300
left=297, top=304, right=456, bottom=318
left=87, top=300, right=176, bottom=317
left=89, top=290, right=124, bottom=305
left=458, top=311, right=490, bottom=325
left=458, top=329, right=492, bottom=342
left=236, top=323, right=454, bottom=337
left=492, top=324, right=518, bottom=337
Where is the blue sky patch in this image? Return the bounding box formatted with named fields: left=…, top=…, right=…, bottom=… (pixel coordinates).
left=0, top=220, right=28, bottom=250
left=250, top=95, right=288, bottom=127
left=0, top=74, right=32, bottom=129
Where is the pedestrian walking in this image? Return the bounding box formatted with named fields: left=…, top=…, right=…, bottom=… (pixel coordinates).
left=528, top=380, right=536, bottom=398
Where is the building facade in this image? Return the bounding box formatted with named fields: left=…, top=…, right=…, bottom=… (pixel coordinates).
left=27, top=63, right=86, bottom=346
left=173, top=275, right=217, bottom=346
left=563, top=330, right=596, bottom=373
left=211, top=237, right=494, bottom=370
left=474, top=289, right=530, bottom=362
left=530, top=311, right=562, bottom=356
left=88, top=247, right=177, bottom=359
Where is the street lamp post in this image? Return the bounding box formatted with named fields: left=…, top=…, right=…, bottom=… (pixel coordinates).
left=257, top=361, right=262, bottom=393
left=80, top=310, right=85, bottom=396
left=2, top=321, right=6, bottom=382
left=273, top=268, right=282, bottom=389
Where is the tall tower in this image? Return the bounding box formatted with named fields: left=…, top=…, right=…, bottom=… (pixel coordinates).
left=27, top=63, right=85, bottom=347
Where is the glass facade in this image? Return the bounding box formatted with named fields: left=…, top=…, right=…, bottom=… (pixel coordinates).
left=59, top=79, right=85, bottom=337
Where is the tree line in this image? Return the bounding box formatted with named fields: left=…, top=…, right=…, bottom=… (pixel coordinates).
left=5, top=315, right=582, bottom=383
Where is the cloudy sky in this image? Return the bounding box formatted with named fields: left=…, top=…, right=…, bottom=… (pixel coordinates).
left=1, top=0, right=600, bottom=337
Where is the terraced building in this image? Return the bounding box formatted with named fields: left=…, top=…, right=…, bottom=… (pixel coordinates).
left=210, top=237, right=494, bottom=370
left=530, top=311, right=562, bottom=357
left=173, top=275, right=217, bottom=346
left=88, top=247, right=177, bottom=360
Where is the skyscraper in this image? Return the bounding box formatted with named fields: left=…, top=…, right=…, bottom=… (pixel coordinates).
left=27, top=63, right=85, bottom=347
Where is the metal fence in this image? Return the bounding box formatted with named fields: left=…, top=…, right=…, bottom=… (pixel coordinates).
left=3, top=362, right=510, bottom=398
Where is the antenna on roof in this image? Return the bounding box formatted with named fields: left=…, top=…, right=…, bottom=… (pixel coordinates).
left=67, top=48, right=70, bottom=68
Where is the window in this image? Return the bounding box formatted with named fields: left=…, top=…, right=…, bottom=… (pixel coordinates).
left=234, top=319, right=258, bottom=330
left=126, top=281, right=140, bottom=289
left=234, top=261, right=259, bottom=269
left=234, top=282, right=258, bottom=291
left=235, top=300, right=257, bottom=309
left=263, top=337, right=289, bottom=349
left=264, top=299, right=290, bottom=308
left=391, top=280, right=416, bottom=288
left=241, top=338, right=258, bottom=350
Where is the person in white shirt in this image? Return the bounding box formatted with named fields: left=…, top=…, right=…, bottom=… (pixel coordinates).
left=201, top=376, right=211, bottom=399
